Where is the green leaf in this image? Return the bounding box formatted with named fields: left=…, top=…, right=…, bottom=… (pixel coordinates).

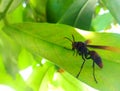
left=59, top=0, right=97, bottom=30
left=0, top=0, right=22, bottom=13
left=29, top=0, right=47, bottom=22
left=7, top=4, right=24, bottom=23
left=0, top=30, right=20, bottom=78
left=53, top=71, right=98, bottom=91
left=0, top=0, right=11, bottom=12
left=7, top=0, right=23, bottom=13
left=0, top=55, right=7, bottom=74
left=0, top=0, right=22, bottom=20
left=46, top=0, right=75, bottom=22
left=18, top=49, right=36, bottom=70
left=102, top=0, right=120, bottom=24
left=0, top=55, right=32, bottom=91
left=3, top=23, right=120, bottom=91
left=27, top=62, right=55, bottom=91
left=13, top=74, right=33, bottom=91
left=91, top=13, right=114, bottom=31
left=0, top=0, right=12, bottom=20
left=22, top=4, right=35, bottom=22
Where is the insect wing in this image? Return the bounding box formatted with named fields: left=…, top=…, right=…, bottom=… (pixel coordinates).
left=87, top=45, right=120, bottom=53
left=84, top=40, right=91, bottom=45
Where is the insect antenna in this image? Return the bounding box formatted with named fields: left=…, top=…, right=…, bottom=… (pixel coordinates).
left=72, top=34, right=75, bottom=42
left=64, top=34, right=76, bottom=43
left=64, top=37, right=73, bottom=43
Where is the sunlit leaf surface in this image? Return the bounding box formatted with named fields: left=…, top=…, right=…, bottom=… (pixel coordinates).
left=3, top=23, right=120, bottom=91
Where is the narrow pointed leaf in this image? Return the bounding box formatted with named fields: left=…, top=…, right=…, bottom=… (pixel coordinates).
left=0, top=31, right=20, bottom=78
left=27, top=62, right=55, bottom=91
left=59, top=0, right=97, bottom=30
left=3, top=23, right=120, bottom=91
left=46, top=0, right=75, bottom=22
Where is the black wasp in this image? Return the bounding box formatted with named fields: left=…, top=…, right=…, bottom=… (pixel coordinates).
left=65, top=35, right=119, bottom=83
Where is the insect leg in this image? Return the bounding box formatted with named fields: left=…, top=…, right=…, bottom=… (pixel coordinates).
left=92, top=61, right=98, bottom=83
left=72, top=34, right=75, bottom=42
left=83, top=49, right=91, bottom=59
left=76, top=54, right=86, bottom=78
left=73, top=50, right=76, bottom=56
left=64, top=47, right=72, bottom=51
left=85, top=54, right=91, bottom=59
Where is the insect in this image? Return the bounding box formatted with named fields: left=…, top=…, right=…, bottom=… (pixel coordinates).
left=64, top=35, right=119, bottom=83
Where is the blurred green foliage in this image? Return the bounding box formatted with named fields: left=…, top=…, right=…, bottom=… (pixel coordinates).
left=0, top=0, right=120, bottom=91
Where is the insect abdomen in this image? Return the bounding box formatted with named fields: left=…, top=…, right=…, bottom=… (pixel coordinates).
left=89, top=51, right=103, bottom=68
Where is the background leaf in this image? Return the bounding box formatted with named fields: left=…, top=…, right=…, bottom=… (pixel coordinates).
left=0, top=30, right=20, bottom=78
left=6, top=4, right=24, bottom=23
left=18, top=49, right=36, bottom=70
left=0, top=0, right=23, bottom=20
left=0, top=54, right=33, bottom=91
left=59, top=0, right=97, bottom=30
left=29, top=0, right=48, bottom=22
left=91, top=13, right=114, bottom=31
left=7, top=0, right=23, bottom=13
left=27, top=62, right=55, bottom=91
left=102, top=0, right=120, bottom=24
left=46, top=0, right=75, bottom=23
